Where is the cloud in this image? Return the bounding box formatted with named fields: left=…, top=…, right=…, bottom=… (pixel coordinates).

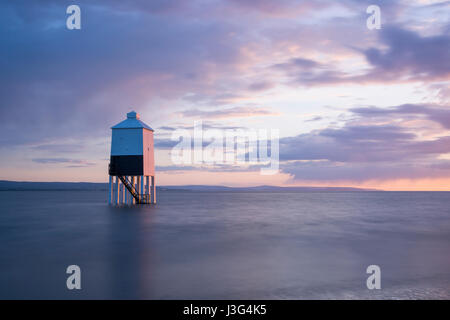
left=32, top=158, right=95, bottom=167
left=282, top=159, right=450, bottom=181
left=158, top=126, right=178, bottom=131
left=350, top=104, right=450, bottom=129
left=154, top=138, right=179, bottom=150
left=226, top=0, right=330, bottom=17
left=1, top=1, right=449, bottom=186
left=362, top=26, right=450, bottom=81
left=272, top=57, right=352, bottom=86
left=176, top=106, right=281, bottom=119
left=279, top=103, right=450, bottom=181
left=272, top=25, right=450, bottom=86
left=273, top=58, right=320, bottom=71
left=1, top=2, right=446, bottom=151
left=154, top=122, right=249, bottom=149
left=158, top=103, right=450, bottom=182
left=247, top=81, right=275, bottom=92
left=30, top=143, right=84, bottom=153
left=156, top=165, right=198, bottom=172
left=280, top=125, right=419, bottom=164
left=306, top=116, right=323, bottom=122
left=156, top=163, right=262, bottom=173
left=157, top=123, right=247, bottom=132
left=0, top=0, right=253, bottom=146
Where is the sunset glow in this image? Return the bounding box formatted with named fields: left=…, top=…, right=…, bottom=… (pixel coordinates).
left=0, top=0, right=449, bottom=190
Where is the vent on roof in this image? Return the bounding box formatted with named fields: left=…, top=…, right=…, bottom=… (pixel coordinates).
left=127, top=111, right=140, bottom=120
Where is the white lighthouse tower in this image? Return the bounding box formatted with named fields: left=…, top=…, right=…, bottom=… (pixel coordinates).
left=108, top=111, right=155, bottom=205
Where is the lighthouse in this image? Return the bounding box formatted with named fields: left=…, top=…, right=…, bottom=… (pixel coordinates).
left=108, top=111, right=155, bottom=205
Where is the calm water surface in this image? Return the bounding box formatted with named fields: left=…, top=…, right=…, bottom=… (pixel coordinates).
left=1, top=190, right=450, bottom=299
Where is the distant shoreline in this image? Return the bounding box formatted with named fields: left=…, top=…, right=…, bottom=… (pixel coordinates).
left=0, top=180, right=381, bottom=192
left=0, top=181, right=449, bottom=191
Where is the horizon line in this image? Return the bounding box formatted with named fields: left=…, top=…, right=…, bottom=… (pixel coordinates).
left=2, top=179, right=450, bottom=192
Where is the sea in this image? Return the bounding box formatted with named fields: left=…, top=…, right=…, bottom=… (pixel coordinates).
left=1, top=190, right=449, bottom=299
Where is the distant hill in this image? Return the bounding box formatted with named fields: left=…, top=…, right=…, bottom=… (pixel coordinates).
left=160, top=185, right=378, bottom=192
left=0, top=181, right=377, bottom=192
left=0, top=180, right=109, bottom=191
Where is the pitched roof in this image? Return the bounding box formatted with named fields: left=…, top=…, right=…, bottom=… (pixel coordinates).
left=111, top=111, right=154, bottom=131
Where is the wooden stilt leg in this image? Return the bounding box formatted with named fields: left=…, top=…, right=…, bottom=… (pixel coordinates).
left=152, top=176, right=156, bottom=204
left=108, top=176, right=112, bottom=204
left=131, top=176, right=136, bottom=204
left=115, top=176, right=120, bottom=205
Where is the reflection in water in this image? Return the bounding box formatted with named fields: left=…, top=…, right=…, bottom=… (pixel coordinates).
left=107, top=205, right=160, bottom=299
left=108, top=206, right=146, bottom=299
left=0, top=190, right=450, bottom=299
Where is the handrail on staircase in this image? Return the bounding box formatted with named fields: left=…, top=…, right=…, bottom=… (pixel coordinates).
left=118, top=175, right=149, bottom=204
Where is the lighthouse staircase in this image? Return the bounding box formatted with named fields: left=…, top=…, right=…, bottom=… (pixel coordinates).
left=118, top=175, right=150, bottom=204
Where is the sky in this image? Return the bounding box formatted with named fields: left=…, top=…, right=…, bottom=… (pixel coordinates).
left=0, top=0, right=449, bottom=190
